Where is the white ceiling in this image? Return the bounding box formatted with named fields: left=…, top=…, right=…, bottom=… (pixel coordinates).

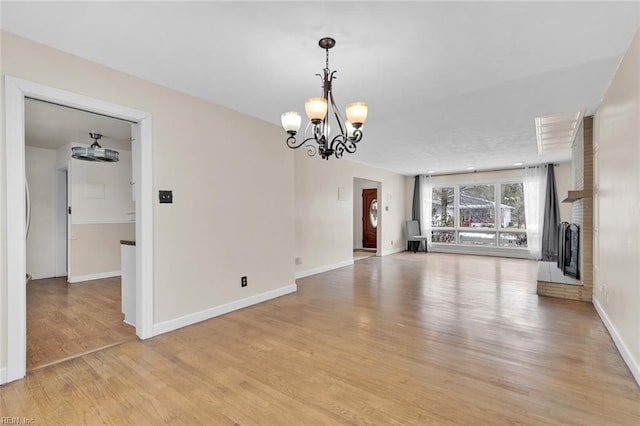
left=25, top=99, right=132, bottom=151
left=3, top=1, right=639, bottom=176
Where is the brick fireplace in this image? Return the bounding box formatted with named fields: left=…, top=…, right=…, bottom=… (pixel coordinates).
left=537, top=117, right=593, bottom=301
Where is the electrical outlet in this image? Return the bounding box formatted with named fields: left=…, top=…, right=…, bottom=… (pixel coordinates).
left=159, top=190, right=173, bottom=204
left=391, top=240, right=394, bottom=246
left=295, top=257, right=302, bottom=265
left=241, top=276, right=247, bottom=287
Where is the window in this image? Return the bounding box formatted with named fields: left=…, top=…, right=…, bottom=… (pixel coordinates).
left=432, top=230, right=455, bottom=244
left=459, top=184, right=495, bottom=228
left=499, top=183, right=526, bottom=247
left=431, top=187, right=454, bottom=227
left=459, top=231, right=496, bottom=246
left=430, top=181, right=527, bottom=249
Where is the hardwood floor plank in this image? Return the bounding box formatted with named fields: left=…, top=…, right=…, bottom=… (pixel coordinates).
left=26, top=276, right=136, bottom=371
left=2, top=253, right=639, bottom=424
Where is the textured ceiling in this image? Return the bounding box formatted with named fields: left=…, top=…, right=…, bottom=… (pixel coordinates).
left=2, top=1, right=639, bottom=175
left=25, top=99, right=132, bottom=152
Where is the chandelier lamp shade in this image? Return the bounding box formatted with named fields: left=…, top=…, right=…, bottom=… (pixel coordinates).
left=281, top=37, right=368, bottom=160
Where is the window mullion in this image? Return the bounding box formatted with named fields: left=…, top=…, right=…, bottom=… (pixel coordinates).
left=496, top=183, right=500, bottom=245
left=454, top=185, right=460, bottom=244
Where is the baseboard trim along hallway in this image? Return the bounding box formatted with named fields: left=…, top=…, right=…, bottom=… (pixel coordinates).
left=593, top=297, right=640, bottom=386
left=152, top=284, right=298, bottom=336
left=67, top=270, right=121, bottom=283
left=295, top=259, right=354, bottom=279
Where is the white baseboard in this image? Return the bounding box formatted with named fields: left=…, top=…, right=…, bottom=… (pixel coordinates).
left=381, top=246, right=406, bottom=256
left=0, top=367, right=7, bottom=385
left=295, top=259, right=354, bottom=279
left=28, top=271, right=56, bottom=280
left=67, top=270, right=121, bottom=283
left=29, top=272, right=67, bottom=280
left=593, top=297, right=640, bottom=387
left=152, top=283, right=298, bottom=337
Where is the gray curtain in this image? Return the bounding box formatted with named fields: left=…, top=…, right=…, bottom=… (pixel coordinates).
left=412, top=175, right=424, bottom=250
left=541, top=164, right=561, bottom=261
left=412, top=175, right=422, bottom=222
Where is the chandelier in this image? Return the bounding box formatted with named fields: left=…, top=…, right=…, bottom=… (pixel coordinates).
left=281, top=37, right=368, bottom=160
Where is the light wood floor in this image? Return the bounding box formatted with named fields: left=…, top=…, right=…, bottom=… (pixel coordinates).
left=26, top=276, right=136, bottom=371
left=3, top=253, right=639, bottom=424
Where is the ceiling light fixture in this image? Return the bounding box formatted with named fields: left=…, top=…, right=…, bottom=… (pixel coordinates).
left=281, top=37, right=368, bottom=160
left=535, top=110, right=583, bottom=154
left=72, top=132, right=119, bottom=162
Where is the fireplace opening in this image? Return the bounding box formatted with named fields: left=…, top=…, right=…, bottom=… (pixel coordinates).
left=557, top=222, right=580, bottom=279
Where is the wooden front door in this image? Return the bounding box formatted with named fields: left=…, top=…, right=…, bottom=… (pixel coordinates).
left=362, top=188, right=378, bottom=248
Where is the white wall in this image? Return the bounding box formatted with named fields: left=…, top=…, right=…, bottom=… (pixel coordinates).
left=25, top=146, right=56, bottom=279
left=56, top=143, right=72, bottom=169
left=295, top=150, right=406, bottom=278
left=69, top=223, right=135, bottom=281
left=353, top=178, right=378, bottom=249
left=54, top=167, right=67, bottom=277
left=1, top=31, right=295, bottom=372
left=592, top=27, right=640, bottom=385
left=68, top=149, right=134, bottom=279
left=70, top=148, right=134, bottom=224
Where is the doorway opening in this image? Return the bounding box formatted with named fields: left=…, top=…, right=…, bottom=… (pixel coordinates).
left=4, top=76, right=154, bottom=384
left=353, top=177, right=381, bottom=261
left=24, top=98, right=138, bottom=371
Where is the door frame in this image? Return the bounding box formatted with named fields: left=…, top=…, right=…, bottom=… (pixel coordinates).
left=54, top=164, right=68, bottom=278
left=4, top=76, right=154, bottom=383
left=352, top=177, right=382, bottom=257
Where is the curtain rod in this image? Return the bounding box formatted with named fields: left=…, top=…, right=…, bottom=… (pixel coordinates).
left=417, top=163, right=559, bottom=178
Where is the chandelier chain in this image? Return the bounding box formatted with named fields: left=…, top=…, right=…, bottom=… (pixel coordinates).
left=325, top=47, right=330, bottom=70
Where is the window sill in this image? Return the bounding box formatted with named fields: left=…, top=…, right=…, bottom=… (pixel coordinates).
left=429, top=244, right=532, bottom=259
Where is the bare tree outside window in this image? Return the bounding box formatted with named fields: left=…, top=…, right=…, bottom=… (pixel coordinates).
left=459, top=184, right=496, bottom=228
left=432, top=187, right=454, bottom=227
left=500, top=183, right=527, bottom=247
